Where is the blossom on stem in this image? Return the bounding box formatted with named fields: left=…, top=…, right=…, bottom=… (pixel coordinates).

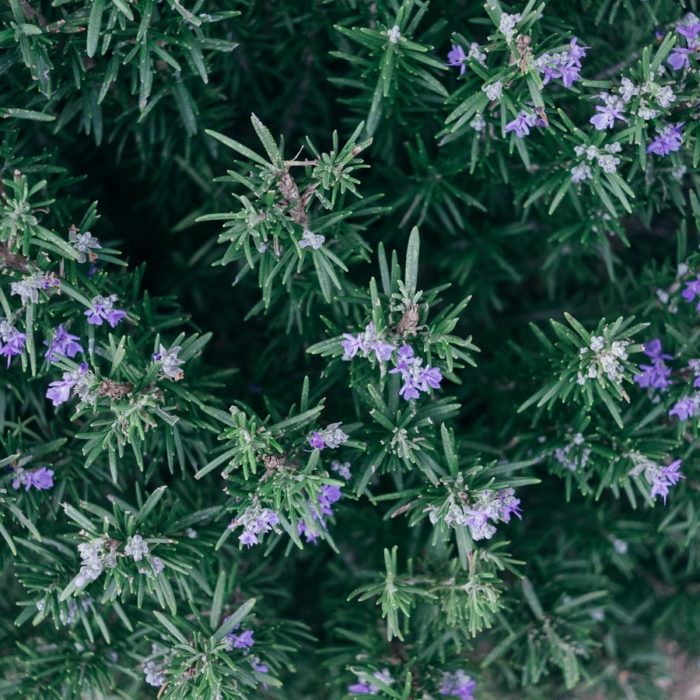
left=590, top=94, right=627, bottom=130
left=0, top=319, right=26, bottom=366
left=85, top=294, right=127, bottom=327
left=11, top=466, right=54, bottom=491
left=44, top=324, right=83, bottom=363
left=439, top=670, right=476, bottom=700
left=647, top=123, right=683, bottom=157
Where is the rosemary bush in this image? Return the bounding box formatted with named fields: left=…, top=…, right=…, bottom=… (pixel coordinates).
left=1, top=1, right=699, bottom=698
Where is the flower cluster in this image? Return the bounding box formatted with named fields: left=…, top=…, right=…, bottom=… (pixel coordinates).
left=143, top=645, right=169, bottom=688
left=634, top=339, right=672, bottom=391
left=668, top=13, right=699, bottom=71
left=669, top=393, right=700, bottom=421
left=85, top=294, right=127, bottom=327
left=44, top=324, right=83, bottom=363
left=535, top=37, right=587, bottom=88
left=552, top=433, right=591, bottom=472
left=571, top=142, right=622, bottom=182
left=11, top=466, right=54, bottom=491
left=224, top=626, right=255, bottom=651
left=229, top=502, right=280, bottom=547
left=447, top=42, right=486, bottom=75
left=427, top=487, right=522, bottom=541
left=0, top=319, right=26, bottom=366
left=439, top=670, right=476, bottom=700
left=299, top=228, right=325, bottom=250
left=349, top=668, right=394, bottom=695
left=682, top=273, right=700, bottom=311
left=628, top=453, right=683, bottom=502
left=504, top=110, right=547, bottom=139
left=576, top=335, right=629, bottom=385
left=498, top=12, right=521, bottom=43
left=70, top=229, right=101, bottom=262
left=647, top=123, right=684, bottom=157
left=331, top=460, right=352, bottom=480
left=590, top=93, right=627, bottom=131
left=297, top=484, right=342, bottom=543
left=46, top=363, right=95, bottom=407
left=308, top=423, right=349, bottom=450
left=390, top=344, right=442, bottom=400
left=75, top=536, right=118, bottom=588
left=153, top=344, right=184, bottom=380
left=124, top=534, right=164, bottom=576
left=10, top=273, right=60, bottom=305
left=342, top=322, right=395, bottom=362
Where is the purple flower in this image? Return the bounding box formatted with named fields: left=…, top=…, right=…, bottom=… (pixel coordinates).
left=46, top=363, right=92, bottom=407
left=85, top=294, right=127, bottom=328
left=447, top=44, right=468, bottom=75
left=682, top=275, right=700, bottom=310
left=44, top=325, right=83, bottom=363
left=11, top=466, right=55, bottom=491
left=634, top=362, right=671, bottom=390
left=440, top=670, right=476, bottom=700
left=0, top=320, right=26, bottom=367
left=250, top=656, right=269, bottom=673
left=650, top=460, right=683, bottom=502
left=348, top=669, right=393, bottom=695
left=634, top=339, right=672, bottom=391
left=225, top=629, right=255, bottom=650
left=590, top=95, right=627, bottom=130
left=643, top=339, right=671, bottom=361
left=668, top=47, right=692, bottom=70
left=677, top=14, right=700, bottom=41
left=232, top=504, right=280, bottom=548
left=417, top=366, right=442, bottom=391
left=669, top=396, right=699, bottom=421
left=536, top=38, right=587, bottom=88
left=647, top=123, right=684, bottom=156
left=308, top=423, right=348, bottom=450
left=504, top=111, right=543, bottom=138
left=239, top=530, right=259, bottom=547
left=496, top=488, right=522, bottom=522
left=342, top=333, right=364, bottom=360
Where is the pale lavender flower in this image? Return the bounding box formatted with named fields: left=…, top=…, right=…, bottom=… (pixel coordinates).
left=299, top=229, right=325, bottom=250
left=143, top=659, right=167, bottom=687
left=12, top=466, right=54, bottom=491
left=124, top=534, right=150, bottom=562
left=231, top=503, right=280, bottom=548
left=536, top=37, right=587, bottom=88
left=85, top=294, right=127, bottom=327
left=153, top=344, right=184, bottom=380
left=669, top=396, right=699, bottom=421
left=677, top=13, right=700, bottom=41
left=298, top=483, right=343, bottom=543
left=682, top=275, right=700, bottom=310
left=70, top=231, right=101, bottom=262
left=390, top=344, right=442, bottom=400
left=150, top=557, right=165, bottom=575
left=650, top=460, right=683, bottom=502
left=349, top=668, right=393, bottom=695
left=634, top=338, right=672, bottom=391
left=225, top=628, right=255, bottom=650
left=440, top=670, right=476, bottom=700
left=647, top=123, right=684, bottom=156
left=590, top=94, right=627, bottom=130
left=571, top=163, right=592, bottom=183
left=0, top=319, right=26, bottom=366
left=250, top=656, right=269, bottom=673
left=10, top=273, right=60, bottom=305
left=331, top=461, right=352, bottom=480
left=46, top=363, right=92, bottom=407
left=44, top=324, right=83, bottom=363
left=495, top=487, right=522, bottom=522
left=307, top=423, right=348, bottom=450
left=668, top=47, right=692, bottom=71
left=504, top=111, right=543, bottom=138
left=447, top=44, right=468, bottom=74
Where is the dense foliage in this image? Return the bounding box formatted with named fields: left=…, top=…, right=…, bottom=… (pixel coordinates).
left=1, top=0, right=699, bottom=698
